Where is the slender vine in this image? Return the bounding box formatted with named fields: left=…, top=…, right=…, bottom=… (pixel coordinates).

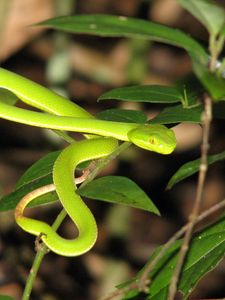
left=22, top=209, right=67, bottom=300
left=167, top=19, right=224, bottom=298
left=168, top=95, right=212, bottom=300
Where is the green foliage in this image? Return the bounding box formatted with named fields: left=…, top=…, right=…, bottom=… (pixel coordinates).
left=221, top=24, right=225, bottom=37
left=0, top=150, right=157, bottom=214
left=97, top=108, right=147, bottom=123
left=192, top=60, right=225, bottom=100
left=34, top=5, right=225, bottom=299
left=38, top=14, right=208, bottom=64
left=167, top=150, right=225, bottom=189
left=37, top=13, right=225, bottom=101
left=0, top=1, right=225, bottom=299
left=0, top=296, right=15, bottom=300
left=16, top=151, right=61, bottom=189
left=98, top=85, right=184, bottom=104
left=121, top=214, right=225, bottom=299
left=79, top=176, right=159, bottom=214
left=149, top=104, right=203, bottom=124
left=178, top=0, right=225, bottom=36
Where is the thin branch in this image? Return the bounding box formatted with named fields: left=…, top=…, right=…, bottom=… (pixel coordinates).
left=100, top=282, right=138, bottom=300
left=209, top=34, right=225, bottom=72
left=52, top=129, right=77, bottom=144
left=79, top=142, right=131, bottom=188
left=22, top=208, right=67, bottom=300
left=209, top=35, right=218, bottom=72
left=168, top=95, right=212, bottom=300
left=103, top=197, right=225, bottom=300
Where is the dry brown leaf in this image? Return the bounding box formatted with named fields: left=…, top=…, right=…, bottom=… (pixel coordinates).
left=0, top=0, right=55, bottom=61
left=150, top=0, right=182, bottom=25
left=173, top=123, right=202, bottom=152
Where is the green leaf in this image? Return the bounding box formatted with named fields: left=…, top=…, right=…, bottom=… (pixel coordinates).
left=16, top=151, right=61, bottom=189
left=0, top=296, right=15, bottom=300
left=98, top=85, right=184, bottom=104
left=0, top=151, right=61, bottom=211
left=121, top=214, right=225, bottom=299
left=193, top=60, right=225, bottom=101
left=0, top=175, right=55, bottom=211
left=79, top=176, right=160, bottom=215
left=0, top=175, right=159, bottom=214
left=178, top=0, right=225, bottom=36
left=167, top=150, right=225, bottom=189
left=149, top=104, right=203, bottom=124
left=38, top=14, right=208, bottom=64
left=221, top=23, right=225, bottom=37
left=96, top=109, right=147, bottom=123
left=0, top=149, right=91, bottom=211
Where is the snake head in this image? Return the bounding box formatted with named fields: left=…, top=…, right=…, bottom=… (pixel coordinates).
left=127, top=124, right=177, bottom=154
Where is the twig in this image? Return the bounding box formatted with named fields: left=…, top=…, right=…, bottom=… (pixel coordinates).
left=79, top=142, right=131, bottom=188
left=168, top=95, right=212, bottom=300
left=100, top=282, right=138, bottom=300
left=209, top=34, right=225, bottom=72
left=103, top=197, right=225, bottom=300
left=22, top=208, right=67, bottom=300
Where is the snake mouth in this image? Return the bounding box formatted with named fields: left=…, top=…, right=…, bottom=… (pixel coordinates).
left=149, top=142, right=175, bottom=154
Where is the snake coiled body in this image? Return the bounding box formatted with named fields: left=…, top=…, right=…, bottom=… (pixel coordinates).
left=0, top=68, right=176, bottom=256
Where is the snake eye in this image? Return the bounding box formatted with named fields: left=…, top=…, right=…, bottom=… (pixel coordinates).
left=149, top=138, right=156, bottom=145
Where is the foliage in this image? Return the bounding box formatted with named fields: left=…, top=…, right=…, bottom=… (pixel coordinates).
left=121, top=214, right=225, bottom=299
left=0, top=1, right=225, bottom=299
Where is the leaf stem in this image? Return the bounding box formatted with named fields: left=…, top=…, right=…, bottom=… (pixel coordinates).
left=22, top=209, right=67, bottom=300
left=168, top=95, right=212, bottom=300
left=209, top=33, right=224, bottom=73
left=52, top=129, right=77, bottom=144
left=79, top=142, right=131, bottom=189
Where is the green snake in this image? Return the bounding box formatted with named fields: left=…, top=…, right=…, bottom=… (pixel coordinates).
left=0, top=68, right=176, bottom=256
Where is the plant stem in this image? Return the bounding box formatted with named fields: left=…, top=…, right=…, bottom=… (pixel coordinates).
left=168, top=95, right=212, bottom=300
left=209, top=33, right=224, bottom=73
left=22, top=209, right=67, bottom=300
left=53, top=129, right=77, bottom=144
left=79, top=142, right=131, bottom=189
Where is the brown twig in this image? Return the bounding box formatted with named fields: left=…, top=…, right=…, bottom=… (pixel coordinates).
left=100, top=282, right=138, bottom=300
left=209, top=34, right=225, bottom=73
left=101, top=197, right=225, bottom=300
left=168, top=95, right=212, bottom=300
